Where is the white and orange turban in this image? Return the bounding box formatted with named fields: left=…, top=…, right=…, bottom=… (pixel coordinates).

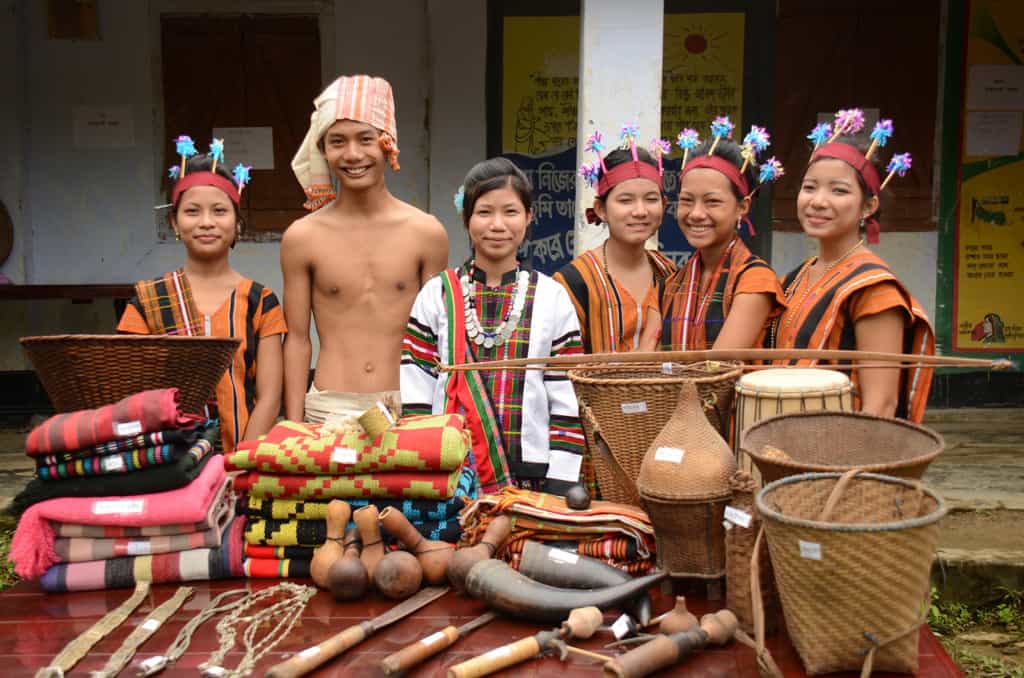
left=291, top=74, right=400, bottom=210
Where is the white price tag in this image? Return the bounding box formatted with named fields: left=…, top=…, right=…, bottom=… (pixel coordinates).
left=421, top=631, right=447, bottom=645
left=484, top=645, right=512, bottom=659
left=115, top=420, right=143, bottom=437
left=298, top=646, right=321, bottom=659
left=799, top=540, right=822, bottom=561
left=126, top=541, right=152, bottom=556
left=654, top=447, right=685, bottom=464
left=661, top=362, right=673, bottom=375
left=92, top=499, right=145, bottom=515
left=724, top=506, right=752, bottom=528
left=548, top=549, right=579, bottom=565
left=620, top=401, right=648, bottom=414
left=331, top=446, right=358, bottom=465
left=142, top=618, right=161, bottom=632
left=545, top=450, right=583, bottom=483
left=376, top=401, right=396, bottom=424
left=101, top=455, right=126, bottom=472
left=611, top=614, right=632, bottom=640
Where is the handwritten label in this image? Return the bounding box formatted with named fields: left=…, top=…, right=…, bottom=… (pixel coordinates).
left=661, top=362, right=673, bottom=375
left=611, top=614, right=632, bottom=640
left=548, top=549, right=579, bottom=565
left=546, top=450, right=582, bottom=483
left=799, top=540, right=823, bottom=561
left=620, top=401, right=648, bottom=414
left=331, top=447, right=358, bottom=465
left=92, top=499, right=145, bottom=515
left=115, top=420, right=142, bottom=437
left=654, top=447, right=685, bottom=464
left=724, top=506, right=752, bottom=528
left=101, top=455, right=126, bottom=472
left=298, top=646, right=321, bottom=659
left=421, top=631, right=447, bottom=645
left=142, top=618, right=161, bottom=632
left=126, top=541, right=152, bottom=556
left=376, top=401, right=396, bottom=424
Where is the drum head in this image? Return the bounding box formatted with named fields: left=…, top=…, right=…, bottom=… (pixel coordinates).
left=737, top=367, right=850, bottom=393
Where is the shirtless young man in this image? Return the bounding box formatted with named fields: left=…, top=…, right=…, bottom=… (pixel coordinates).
left=283, top=75, right=448, bottom=424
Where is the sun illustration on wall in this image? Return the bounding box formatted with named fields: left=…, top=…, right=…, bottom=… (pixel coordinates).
left=665, top=24, right=729, bottom=73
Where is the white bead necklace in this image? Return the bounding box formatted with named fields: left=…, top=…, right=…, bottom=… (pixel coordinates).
left=460, top=264, right=530, bottom=349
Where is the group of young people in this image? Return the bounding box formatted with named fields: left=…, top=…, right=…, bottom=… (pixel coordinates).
left=117, top=74, right=934, bottom=497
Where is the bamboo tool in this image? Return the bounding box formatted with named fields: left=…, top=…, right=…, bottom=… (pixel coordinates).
left=379, top=611, right=498, bottom=675
left=439, top=348, right=1014, bottom=372
left=264, top=586, right=449, bottom=678
left=448, top=606, right=603, bottom=678
left=602, top=610, right=739, bottom=678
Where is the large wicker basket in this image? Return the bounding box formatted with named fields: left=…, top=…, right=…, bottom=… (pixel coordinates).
left=740, top=411, right=943, bottom=485
left=569, top=361, right=742, bottom=503
left=757, top=471, right=946, bottom=675
left=21, top=334, right=240, bottom=415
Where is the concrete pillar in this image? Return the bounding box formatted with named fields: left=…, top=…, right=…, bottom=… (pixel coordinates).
left=574, top=0, right=664, bottom=256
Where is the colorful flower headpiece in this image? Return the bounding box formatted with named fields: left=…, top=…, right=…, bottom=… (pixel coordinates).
left=168, top=134, right=252, bottom=206
left=578, top=122, right=663, bottom=198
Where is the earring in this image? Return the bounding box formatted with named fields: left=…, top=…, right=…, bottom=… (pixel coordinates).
left=858, top=217, right=866, bottom=229
left=736, top=217, right=742, bottom=231
left=174, top=230, right=181, bottom=241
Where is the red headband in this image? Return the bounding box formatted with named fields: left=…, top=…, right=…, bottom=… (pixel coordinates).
left=597, top=161, right=663, bottom=197
left=810, top=142, right=882, bottom=243
left=172, top=172, right=242, bottom=206
left=679, top=155, right=750, bottom=197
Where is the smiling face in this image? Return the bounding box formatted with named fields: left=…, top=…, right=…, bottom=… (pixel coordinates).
left=595, top=178, right=665, bottom=247
left=322, top=119, right=386, bottom=189
left=798, top=158, right=879, bottom=242
left=467, top=183, right=531, bottom=267
left=171, top=185, right=238, bottom=260
left=676, top=167, right=749, bottom=252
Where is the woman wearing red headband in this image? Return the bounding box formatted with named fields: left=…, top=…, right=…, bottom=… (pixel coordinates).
left=118, top=153, right=286, bottom=451
left=661, top=139, right=784, bottom=351
left=768, top=134, right=934, bottom=422
left=555, top=145, right=676, bottom=354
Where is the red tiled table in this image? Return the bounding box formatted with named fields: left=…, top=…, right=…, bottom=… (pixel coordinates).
left=0, top=579, right=962, bottom=677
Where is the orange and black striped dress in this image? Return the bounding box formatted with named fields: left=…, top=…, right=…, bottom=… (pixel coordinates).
left=554, top=248, right=676, bottom=353
left=768, top=250, right=934, bottom=422
left=117, top=270, right=287, bottom=451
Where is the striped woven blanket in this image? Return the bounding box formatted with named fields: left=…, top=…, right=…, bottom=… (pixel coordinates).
left=34, top=424, right=205, bottom=466
left=233, top=466, right=463, bottom=501
left=243, top=557, right=311, bottom=579
left=244, top=514, right=462, bottom=547
left=226, top=414, right=469, bottom=474
left=36, top=439, right=206, bottom=481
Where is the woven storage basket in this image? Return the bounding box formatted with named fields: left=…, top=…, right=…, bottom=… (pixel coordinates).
left=570, top=361, right=741, bottom=503
left=725, top=471, right=780, bottom=635
left=637, top=382, right=736, bottom=578
left=21, top=334, right=240, bottom=416
left=756, top=471, right=946, bottom=675
left=740, top=411, right=943, bottom=485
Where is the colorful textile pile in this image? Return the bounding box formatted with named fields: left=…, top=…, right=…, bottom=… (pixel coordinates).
left=8, top=390, right=243, bottom=591
left=458, top=488, right=656, bottom=574
left=227, top=415, right=476, bottom=578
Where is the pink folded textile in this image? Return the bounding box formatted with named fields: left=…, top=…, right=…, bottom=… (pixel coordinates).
left=9, top=458, right=226, bottom=579
left=26, top=388, right=200, bottom=457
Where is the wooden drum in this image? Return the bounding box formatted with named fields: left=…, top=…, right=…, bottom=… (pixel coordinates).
left=733, top=368, right=853, bottom=482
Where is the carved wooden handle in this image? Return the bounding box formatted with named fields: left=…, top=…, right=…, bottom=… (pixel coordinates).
left=447, top=636, right=541, bottom=678
left=379, top=625, right=458, bottom=675
left=602, top=634, right=681, bottom=678
left=264, top=621, right=370, bottom=678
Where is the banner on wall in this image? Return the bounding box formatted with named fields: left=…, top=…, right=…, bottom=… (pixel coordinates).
left=953, top=0, right=1024, bottom=352
left=500, top=12, right=745, bottom=275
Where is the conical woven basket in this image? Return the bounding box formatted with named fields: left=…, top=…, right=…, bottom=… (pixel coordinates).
left=756, top=471, right=946, bottom=675
left=740, top=411, right=943, bottom=485
left=570, top=361, right=741, bottom=503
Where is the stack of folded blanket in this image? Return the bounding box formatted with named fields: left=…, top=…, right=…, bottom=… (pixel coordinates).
left=226, top=414, right=477, bottom=578
left=457, top=488, right=657, bottom=574
left=7, top=389, right=245, bottom=591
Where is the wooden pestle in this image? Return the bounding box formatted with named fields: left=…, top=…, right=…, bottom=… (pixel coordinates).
left=310, top=500, right=351, bottom=589
left=353, top=505, right=384, bottom=581
left=379, top=506, right=454, bottom=585
left=328, top=527, right=368, bottom=601
left=447, top=515, right=512, bottom=593
left=603, top=609, right=738, bottom=678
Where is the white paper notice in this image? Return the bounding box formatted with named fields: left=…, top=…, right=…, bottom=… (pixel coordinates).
left=611, top=614, right=632, bottom=640
left=546, top=450, right=583, bottom=483
left=212, top=126, right=275, bottom=169
left=620, top=401, right=648, bottom=414
left=548, top=548, right=579, bottom=565
left=331, top=446, right=358, bottom=465
left=967, top=65, right=1024, bottom=110
left=73, top=105, right=136, bottom=149
left=965, top=111, right=1023, bottom=157
left=724, top=506, right=753, bottom=528
left=799, top=540, right=823, bottom=561
left=115, top=420, right=143, bottom=437
left=93, top=499, right=145, bottom=515
left=654, top=447, right=685, bottom=464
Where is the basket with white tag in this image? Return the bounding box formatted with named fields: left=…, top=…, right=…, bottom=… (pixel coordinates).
left=756, top=470, right=946, bottom=676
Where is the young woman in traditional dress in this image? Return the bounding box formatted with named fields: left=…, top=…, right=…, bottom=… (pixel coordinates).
left=400, top=158, right=585, bottom=496
left=118, top=148, right=286, bottom=451
left=660, top=133, right=785, bottom=350
left=554, top=129, right=675, bottom=354
left=768, top=112, right=934, bottom=421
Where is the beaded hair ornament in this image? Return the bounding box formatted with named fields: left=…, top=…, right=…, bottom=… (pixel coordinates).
left=806, top=108, right=911, bottom=243
left=578, top=122, right=669, bottom=223
left=167, top=134, right=252, bottom=207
